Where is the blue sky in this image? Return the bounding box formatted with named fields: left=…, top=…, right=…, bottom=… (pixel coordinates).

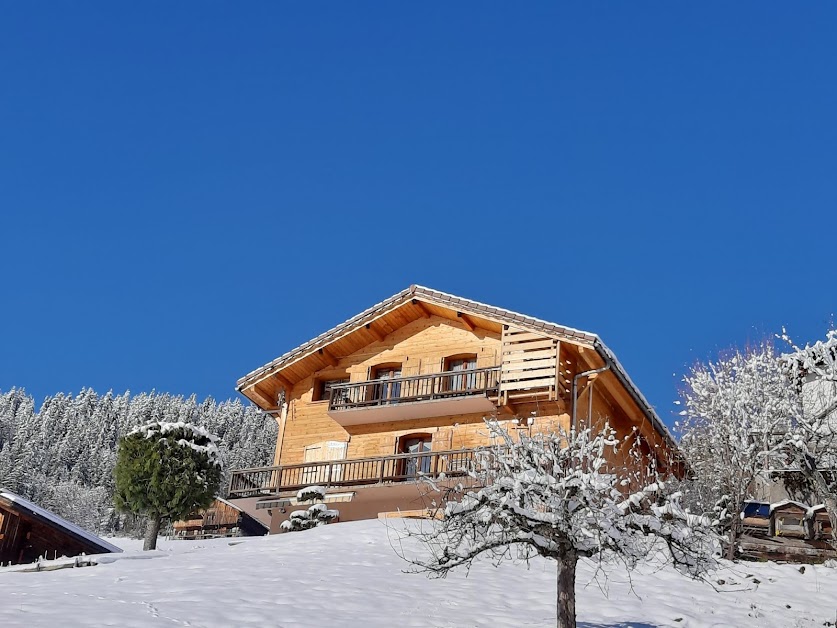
left=1, top=4, right=835, bottom=426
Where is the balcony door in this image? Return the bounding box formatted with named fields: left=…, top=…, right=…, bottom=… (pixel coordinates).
left=398, top=433, right=432, bottom=478
left=445, top=355, right=477, bottom=393
left=372, top=364, right=402, bottom=404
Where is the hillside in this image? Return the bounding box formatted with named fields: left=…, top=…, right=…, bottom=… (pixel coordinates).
left=0, top=519, right=834, bottom=627
left=0, top=388, right=276, bottom=535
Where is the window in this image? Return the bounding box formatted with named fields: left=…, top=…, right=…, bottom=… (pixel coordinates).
left=314, top=378, right=349, bottom=402
left=444, top=354, right=478, bottom=391
left=398, top=433, right=432, bottom=477
left=371, top=363, right=402, bottom=402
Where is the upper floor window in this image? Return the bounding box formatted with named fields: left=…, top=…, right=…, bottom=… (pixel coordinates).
left=444, top=354, right=478, bottom=391
left=371, top=363, right=403, bottom=401
left=314, top=377, right=349, bottom=402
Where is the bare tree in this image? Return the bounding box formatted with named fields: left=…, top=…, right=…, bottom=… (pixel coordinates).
left=396, top=421, right=715, bottom=628
left=677, top=341, right=802, bottom=559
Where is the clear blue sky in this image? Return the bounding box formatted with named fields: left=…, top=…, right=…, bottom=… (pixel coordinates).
left=1, top=4, right=835, bottom=427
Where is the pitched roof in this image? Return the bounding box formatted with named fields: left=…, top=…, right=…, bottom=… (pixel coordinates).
left=0, top=490, right=122, bottom=555
left=237, top=285, right=675, bottom=449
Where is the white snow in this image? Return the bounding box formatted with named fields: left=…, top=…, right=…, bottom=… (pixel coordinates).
left=0, top=490, right=121, bottom=555
left=126, top=421, right=221, bottom=462
left=0, top=519, right=835, bottom=627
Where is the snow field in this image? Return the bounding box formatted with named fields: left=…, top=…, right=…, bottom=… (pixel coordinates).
left=1, top=519, right=835, bottom=627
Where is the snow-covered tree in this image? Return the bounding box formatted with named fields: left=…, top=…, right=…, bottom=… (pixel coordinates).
left=0, top=387, right=276, bottom=536
left=280, top=485, right=339, bottom=532
left=779, top=328, right=837, bottom=537
left=677, top=342, right=802, bottom=559
left=402, top=421, right=715, bottom=628
left=114, top=421, right=223, bottom=550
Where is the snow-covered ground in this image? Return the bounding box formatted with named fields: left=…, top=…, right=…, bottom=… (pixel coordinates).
left=0, top=519, right=835, bottom=627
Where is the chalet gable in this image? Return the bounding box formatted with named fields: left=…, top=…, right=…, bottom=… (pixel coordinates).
left=237, top=285, right=596, bottom=404
left=236, top=285, right=674, bottom=451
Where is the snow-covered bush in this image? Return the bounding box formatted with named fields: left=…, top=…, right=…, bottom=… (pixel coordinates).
left=280, top=485, right=339, bottom=532
left=402, top=421, right=715, bottom=628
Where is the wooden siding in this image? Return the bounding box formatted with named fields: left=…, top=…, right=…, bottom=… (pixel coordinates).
left=246, top=312, right=673, bottom=479
left=277, top=316, right=504, bottom=465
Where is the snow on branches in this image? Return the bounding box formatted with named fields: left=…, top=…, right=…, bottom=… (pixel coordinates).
left=777, top=329, right=837, bottom=537
left=676, top=341, right=802, bottom=558
left=400, top=421, right=715, bottom=628
left=127, top=421, right=221, bottom=465
left=280, top=486, right=339, bottom=532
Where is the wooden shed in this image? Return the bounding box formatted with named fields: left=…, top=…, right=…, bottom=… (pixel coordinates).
left=172, top=498, right=269, bottom=540
left=808, top=505, right=834, bottom=540
left=0, top=490, right=121, bottom=566
left=769, top=501, right=809, bottom=538
left=741, top=501, right=770, bottom=535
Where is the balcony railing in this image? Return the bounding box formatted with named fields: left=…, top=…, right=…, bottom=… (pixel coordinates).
left=228, top=448, right=480, bottom=498
left=328, top=366, right=501, bottom=412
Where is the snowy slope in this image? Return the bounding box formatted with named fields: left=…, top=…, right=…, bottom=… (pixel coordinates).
left=0, top=519, right=834, bottom=627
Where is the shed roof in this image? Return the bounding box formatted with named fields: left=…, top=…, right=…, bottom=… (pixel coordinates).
left=0, top=490, right=122, bottom=555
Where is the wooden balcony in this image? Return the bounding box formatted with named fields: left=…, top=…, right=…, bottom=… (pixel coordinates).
left=227, top=448, right=479, bottom=499
left=326, top=367, right=501, bottom=425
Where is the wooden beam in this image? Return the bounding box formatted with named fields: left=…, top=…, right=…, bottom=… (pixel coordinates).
left=412, top=299, right=431, bottom=318
left=457, top=312, right=476, bottom=331
left=246, top=385, right=276, bottom=410
left=366, top=323, right=386, bottom=342
left=271, top=372, right=295, bottom=395
left=318, top=347, right=339, bottom=367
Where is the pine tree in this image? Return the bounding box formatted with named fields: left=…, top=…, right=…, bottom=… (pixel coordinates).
left=114, top=421, right=223, bottom=550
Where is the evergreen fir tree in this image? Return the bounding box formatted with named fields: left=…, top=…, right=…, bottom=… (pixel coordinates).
left=114, top=421, right=223, bottom=550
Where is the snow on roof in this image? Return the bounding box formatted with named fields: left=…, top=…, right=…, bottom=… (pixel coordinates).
left=769, top=499, right=809, bottom=514
left=0, top=489, right=122, bottom=554
left=235, top=285, right=677, bottom=451
left=236, top=285, right=599, bottom=390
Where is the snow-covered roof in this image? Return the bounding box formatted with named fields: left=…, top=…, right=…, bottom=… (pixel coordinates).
left=769, top=499, right=809, bottom=514
left=0, top=489, right=122, bottom=554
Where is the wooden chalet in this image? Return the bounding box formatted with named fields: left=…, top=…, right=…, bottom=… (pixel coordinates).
left=0, top=490, right=121, bottom=566
left=227, top=285, right=681, bottom=532
left=172, top=498, right=269, bottom=540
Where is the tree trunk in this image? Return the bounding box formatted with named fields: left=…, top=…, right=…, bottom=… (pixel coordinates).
left=725, top=515, right=740, bottom=561
left=143, top=514, right=162, bottom=551
left=555, top=549, right=578, bottom=628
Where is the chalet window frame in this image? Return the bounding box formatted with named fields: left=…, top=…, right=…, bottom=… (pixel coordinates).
left=368, top=362, right=404, bottom=403
left=396, top=433, right=433, bottom=478
left=312, top=376, right=350, bottom=403
left=442, top=353, right=478, bottom=393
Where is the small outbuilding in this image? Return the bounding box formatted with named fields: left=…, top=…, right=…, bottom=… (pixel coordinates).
left=172, top=498, right=269, bottom=540
left=0, top=490, right=121, bottom=566
left=807, top=505, right=834, bottom=540
left=742, top=501, right=770, bottom=535
left=769, top=500, right=809, bottom=538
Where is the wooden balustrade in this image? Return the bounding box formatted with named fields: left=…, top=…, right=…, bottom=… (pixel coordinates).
left=327, top=366, right=501, bottom=412
left=227, top=448, right=480, bottom=498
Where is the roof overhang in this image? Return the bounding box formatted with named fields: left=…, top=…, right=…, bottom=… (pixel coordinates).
left=236, top=285, right=679, bottom=455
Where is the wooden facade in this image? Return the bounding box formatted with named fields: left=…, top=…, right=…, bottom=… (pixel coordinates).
left=172, top=498, right=268, bottom=540
left=0, top=491, right=120, bottom=565
left=229, top=286, right=680, bottom=523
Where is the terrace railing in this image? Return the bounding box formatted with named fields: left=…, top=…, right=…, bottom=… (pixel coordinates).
left=327, top=366, right=501, bottom=412
left=228, top=448, right=479, bottom=498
